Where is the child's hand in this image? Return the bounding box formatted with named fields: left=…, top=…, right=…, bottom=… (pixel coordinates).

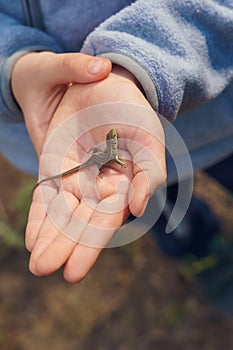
left=12, top=54, right=166, bottom=282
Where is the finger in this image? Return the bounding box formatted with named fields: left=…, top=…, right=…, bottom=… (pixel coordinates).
left=129, top=167, right=165, bottom=217
left=42, top=52, right=112, bottom=85
left=25, top=187, right=51, bottom=251
left=63, top=245, right=102, bottom=283
left=63, top=193, right=128, bottom=283
left=25, top=202, right=46, bottom=252
left=129, top=141, right=166, bottom=217
left=29, top=216, right=65, bottom=276
left=35, top=190, right=127, bottom=282
left=29, top=192, right=78, bottom=276
left=63, top=222, right=122, bottom=284
left=30, top=195, right=95, bottom=276
left=129, top=170, right=149, bottom=217
left=30, top=231, right=76, bottom=277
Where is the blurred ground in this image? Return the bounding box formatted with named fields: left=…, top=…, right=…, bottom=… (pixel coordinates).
left=0, top=153, right=233, bottom=350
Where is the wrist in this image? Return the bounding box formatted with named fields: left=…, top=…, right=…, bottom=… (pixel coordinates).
left=111, top=64, right=144, bottom=93
left=11, top=52, right=38, bottom=105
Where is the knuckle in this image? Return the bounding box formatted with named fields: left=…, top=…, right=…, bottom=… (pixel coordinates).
left=61, top=54, right=80, bottom=76
left=162, top=167, right=167, bottom=183
left=160, top=168, right=167, bottom=188
left=155, top=166, right=167, bottom=190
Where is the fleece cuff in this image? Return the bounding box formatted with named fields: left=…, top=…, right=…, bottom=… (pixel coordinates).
left=0, top=46, right=55, bottom=123
left=101, top=52, right=159, bottom=112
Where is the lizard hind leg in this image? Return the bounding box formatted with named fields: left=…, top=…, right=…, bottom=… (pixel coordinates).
left=92, top=146, right=99, bottom=154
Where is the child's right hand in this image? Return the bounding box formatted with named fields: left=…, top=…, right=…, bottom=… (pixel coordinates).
left=11, top=52, right=166, bottom=283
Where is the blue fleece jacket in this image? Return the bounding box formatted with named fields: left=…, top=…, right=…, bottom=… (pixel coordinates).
left=0, top=0, right=233, bottom=179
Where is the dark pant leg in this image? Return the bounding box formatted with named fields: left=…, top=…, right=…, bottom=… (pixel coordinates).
left=154, top=155, right=233, bottom=258
left=167, top=153, right=233, bottom=202
left=204, top=154, right=233, bottom=193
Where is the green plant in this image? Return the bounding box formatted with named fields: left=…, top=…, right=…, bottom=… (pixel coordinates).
left=0, top=180, right=35, bottom=258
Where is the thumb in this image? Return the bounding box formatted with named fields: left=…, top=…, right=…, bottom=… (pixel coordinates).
left=43, top=52, right=112, bottom=85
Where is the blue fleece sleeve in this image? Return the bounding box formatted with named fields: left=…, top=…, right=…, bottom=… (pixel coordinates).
left=0, top=6, right=63, bottom=123
left=82, top=0, right=233, bottom=121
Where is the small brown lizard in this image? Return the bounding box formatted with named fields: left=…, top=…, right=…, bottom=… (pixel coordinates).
left=33, top=128, right=127, bottom=190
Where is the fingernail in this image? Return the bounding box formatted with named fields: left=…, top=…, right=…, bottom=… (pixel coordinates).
left=87, top=58, right=107, bottom=75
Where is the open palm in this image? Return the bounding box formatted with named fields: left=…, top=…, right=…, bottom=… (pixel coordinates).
left=12, top=54, right=166, bottom=282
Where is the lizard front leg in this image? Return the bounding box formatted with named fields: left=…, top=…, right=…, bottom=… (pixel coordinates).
left=113, top=155, right=127, bottom=168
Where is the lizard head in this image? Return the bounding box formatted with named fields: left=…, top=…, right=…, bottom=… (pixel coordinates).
left=106, top=128, right=117, bottom=140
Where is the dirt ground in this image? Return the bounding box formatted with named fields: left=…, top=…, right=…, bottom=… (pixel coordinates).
left=0, top=154, right=233, bottom=350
